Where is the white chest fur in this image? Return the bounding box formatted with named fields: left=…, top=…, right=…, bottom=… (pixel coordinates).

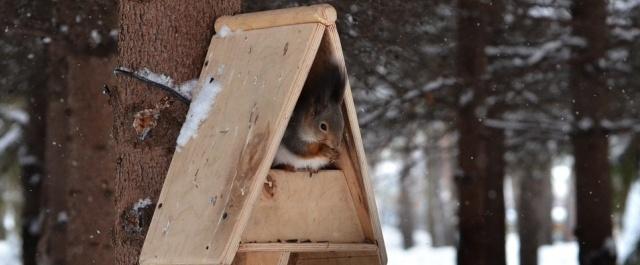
left=273, top=144, right=330, bottom=171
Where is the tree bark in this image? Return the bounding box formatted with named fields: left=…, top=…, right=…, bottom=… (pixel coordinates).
left=570, top=0, right=616, bottom=264
left=1, top=0, right=54, bottom=263
left=64, top=55, right=116, bottom=265
left=455, top=0, right=506, bottom=264
left=112, top=1, right=241, bottom=264
left=426, top=134, right=456, bottom=247
left=516, top=148, right=554, bottom=265
left=398, top=159, right=415, bottom=249
left=20, top=62, right=48, bottom=265
left=31, top=0, right=118, bottom=264
left=38, top=43, right=71, bottom=265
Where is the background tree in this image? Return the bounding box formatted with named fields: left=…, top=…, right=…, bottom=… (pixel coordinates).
left=2, top=0, right=117, bottom=264
left=112, top=1, right=241, bottom=264
left=570, top=0, right=616, bottom=264
left=454, top=0, right=507, bottom=264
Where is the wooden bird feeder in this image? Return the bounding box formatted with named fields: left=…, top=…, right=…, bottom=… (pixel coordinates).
left=139, top=4, right=387, bottom=265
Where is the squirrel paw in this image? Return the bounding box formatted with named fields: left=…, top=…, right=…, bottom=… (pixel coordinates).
left=320, top=145, right=340, bottom=162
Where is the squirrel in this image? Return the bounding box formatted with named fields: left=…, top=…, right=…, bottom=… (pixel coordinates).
left=273, top=53, right=346, bottom=172
left=115, top=44, right=346, bottom=172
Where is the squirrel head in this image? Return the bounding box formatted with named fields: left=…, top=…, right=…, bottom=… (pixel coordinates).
left=297, top=62, right=346, bottom=151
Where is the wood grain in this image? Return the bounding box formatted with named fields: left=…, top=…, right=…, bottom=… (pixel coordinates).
left=114, top=1, right=240, bottom=265
left=294, top=252, right=381, bottom=265
left=232, top=252, right=290, bottom=265
left=242, top=170, right=364, bottom=243
left=326, top=25, right=388, bottom=264
left=139, top=23, right=325, bottom=265
left=238, top=243, right=377, bottom=253
left=215, top=4, right=336, bottom=32
left=139, top=6, right=387, bottom=265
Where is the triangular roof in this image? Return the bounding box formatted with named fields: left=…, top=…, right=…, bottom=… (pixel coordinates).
left=139, top=5, right=386, bottom=265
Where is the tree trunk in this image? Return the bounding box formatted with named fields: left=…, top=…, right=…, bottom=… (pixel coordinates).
left=38, top=49, right=117, bottom=265
left=565, top=172, right=577, bottom=241
left=485, top=127, right=507, bottom=264
left=38, top=43, right=71, bottom=265
left=33, top=0, right=118, bottom=264
left=112, top=1, right=241, bottom=264
left=20, top=62, right=48, bottom=265
left=398, top=160, right=415, bottom=249
left=516, top=149, right=554, bottom=265
left=426, top=134, right=456, bottom=247
left=570, top=0, right=616, bottom=264
left=64, top=55, right=116, bottom=264
left=455, top=0, right=506, bottom=264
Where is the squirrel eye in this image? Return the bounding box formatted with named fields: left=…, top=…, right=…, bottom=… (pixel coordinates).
left=320, top=122, right=328, bottom=132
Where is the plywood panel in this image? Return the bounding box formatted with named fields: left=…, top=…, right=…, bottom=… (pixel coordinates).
left=238, top=243, right=377, bottom=253
left=215, top=4, right=336, bottom=32
left=326, top=25, right=388, bottom=264
left=139, top=23, right=325, bottom=265
left=232, top=252, right=290, bottom=265
left=293, top=252, right=380, bottom=265
left=242, top=170, right=364, bottom=243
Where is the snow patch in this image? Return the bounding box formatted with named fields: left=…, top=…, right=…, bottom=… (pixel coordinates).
left=132, top=68, right=194, bottom=100
left=28, top=211, right=44, bottom=235
left=0, top=107, right=29, bottom=124
left=0, top=124, right=21, bottom=156
left=577, top=117, right=593, bottom=130
left=459, top=90, right=474, bottom=106
left=109, top=29, right=119, bottom=39
left=57, top=211, right=69, bottom=224
left=527, top=40, right=562, bottom=65
left=618, top=180, right=640, bottom=263
left=133, top=198, right=153, bottom=212
left=217, top=25, right=233, bottom=38
left=90, top=29, right=102, bottom=44
left=136, top=68, right=175, bottom=89
left=176, top=79, right=198, bottom=100
left=383, top=225, right=579, bottom=265
left=176, top=79, right=222, bottom=149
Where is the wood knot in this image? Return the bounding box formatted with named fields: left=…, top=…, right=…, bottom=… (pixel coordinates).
left=263, top=174, right=276, bottom=199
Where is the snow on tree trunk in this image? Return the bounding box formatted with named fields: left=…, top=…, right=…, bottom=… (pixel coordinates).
left=454, top=0, right=507, bottom=264
left=570, top=0, right=616, bottom=264
left=112, top=1, right=240, bottom=264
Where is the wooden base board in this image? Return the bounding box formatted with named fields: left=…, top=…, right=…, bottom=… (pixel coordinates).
left=242, top=170, right=365, bottom=243
left=291, top=252, right=379, bottom=265
left=232, top=252, right=291, bottom=265
left=238, top=243, right=378, bottom=253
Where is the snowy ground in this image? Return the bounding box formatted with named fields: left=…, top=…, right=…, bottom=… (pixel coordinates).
left=383, top=226, right=579, bottom=265
left=0, top=234, right=20, bottom=265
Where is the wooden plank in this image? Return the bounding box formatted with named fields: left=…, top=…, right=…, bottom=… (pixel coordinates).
left=293, top=252, right=380, bottom=265
left=325, top=25, right=388, bottom=264
left=232, top=252, right=290, bottom=265
left=238, top=243, right=377, bottom=253
left=215, top=4, right=336, bottom=32
left=242, top=170, right=364, bottom=243
left=139, top=23, right=326, bottom=265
